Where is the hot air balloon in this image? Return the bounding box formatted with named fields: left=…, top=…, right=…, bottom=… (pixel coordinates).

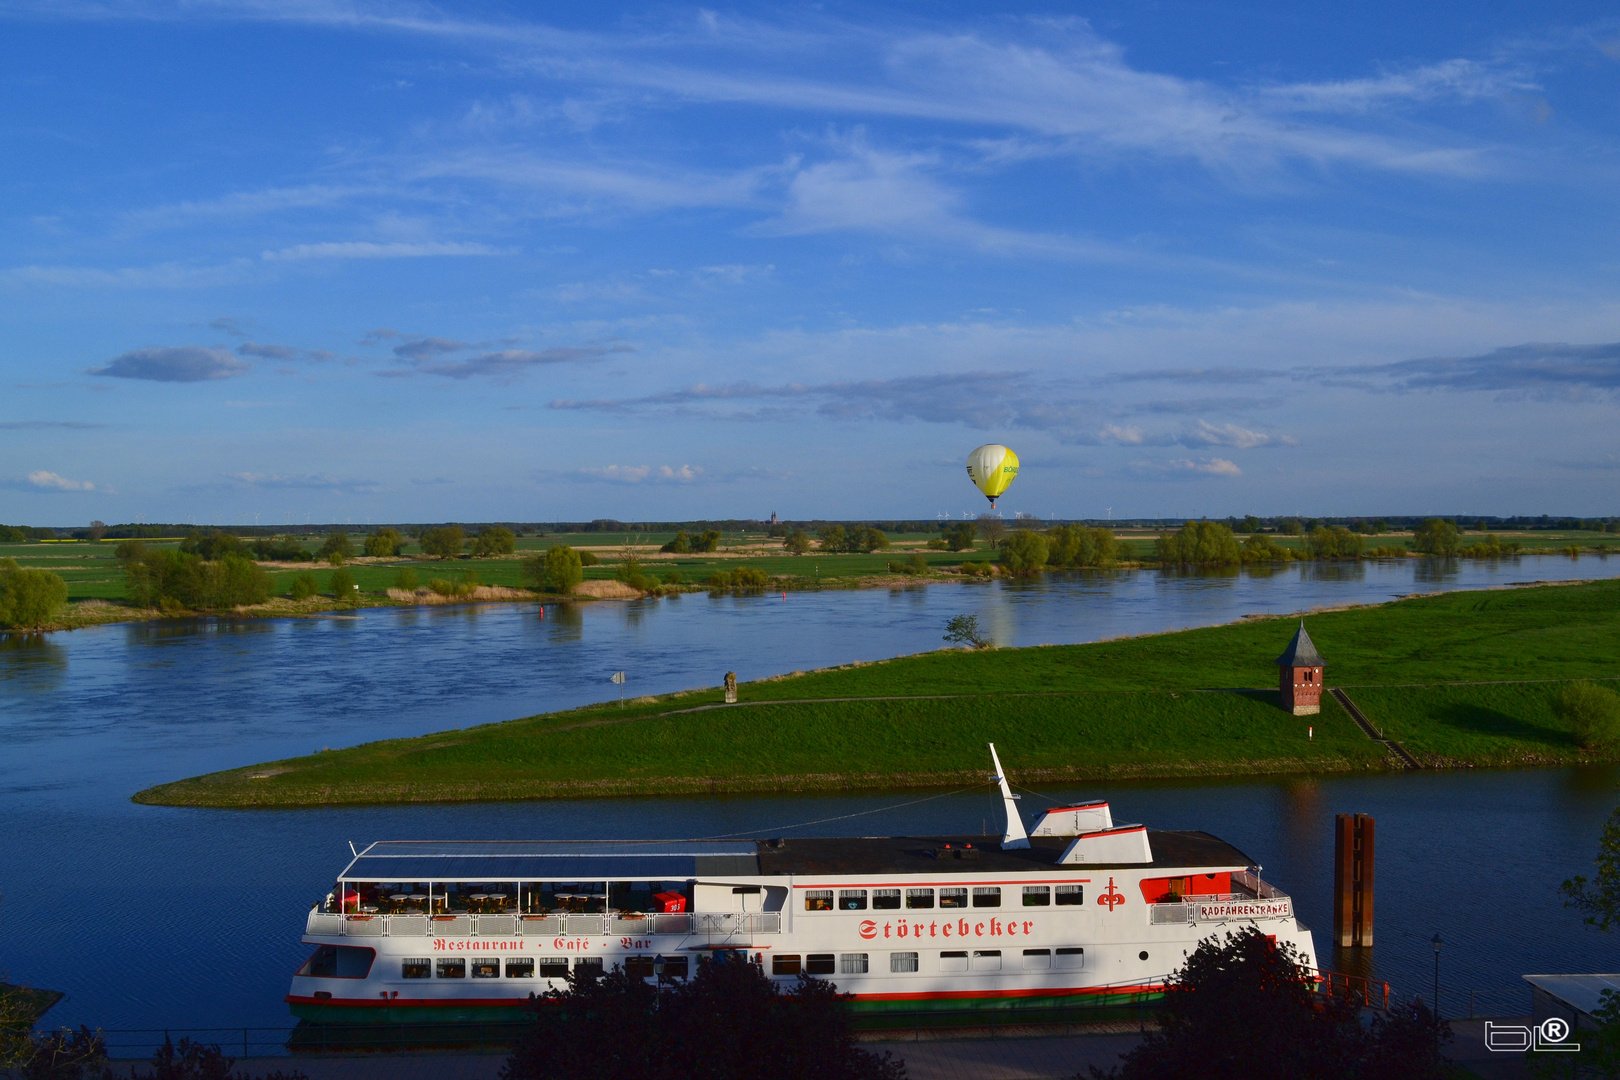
left=966, top=444, right=1019, bottom=508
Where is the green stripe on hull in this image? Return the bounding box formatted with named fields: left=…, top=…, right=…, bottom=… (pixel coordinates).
left=289, top=1002, right=533, bottom=1025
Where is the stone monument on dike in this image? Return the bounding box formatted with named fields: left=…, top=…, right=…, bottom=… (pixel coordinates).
left=723, top=670, right=738, bottom=704
left=1276, top=621, right=1325, bottom=715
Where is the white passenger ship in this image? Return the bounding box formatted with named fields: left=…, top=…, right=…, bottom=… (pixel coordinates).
left=288, top=747, right=1315, bottom=1023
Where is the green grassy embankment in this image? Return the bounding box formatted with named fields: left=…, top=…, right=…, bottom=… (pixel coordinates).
left=133, top=579, right=1620, bottom=807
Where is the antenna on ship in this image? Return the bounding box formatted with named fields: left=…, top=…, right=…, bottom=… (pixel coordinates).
left=988, top=743, right=1029, bottom=850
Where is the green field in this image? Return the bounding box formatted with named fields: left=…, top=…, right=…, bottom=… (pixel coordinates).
left=133, top=578, right=1620, bottom=807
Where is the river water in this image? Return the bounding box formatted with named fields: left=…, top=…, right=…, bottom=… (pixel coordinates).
left=1, top=555, right=1618, bottom=1037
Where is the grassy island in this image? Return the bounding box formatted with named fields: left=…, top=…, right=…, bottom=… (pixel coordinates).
left=135, top=579, right=1620, bottom=807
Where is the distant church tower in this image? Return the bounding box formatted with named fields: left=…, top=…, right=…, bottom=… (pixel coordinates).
left=1276, top=621, right=1325, bottom=716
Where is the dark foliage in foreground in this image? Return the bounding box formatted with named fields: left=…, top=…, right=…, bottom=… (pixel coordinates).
left=501, top=954, right=906, bottom=1080
left=1087, top=928, right=1450, bottom=1080
left=8, top=1031, right=305, bottom=1080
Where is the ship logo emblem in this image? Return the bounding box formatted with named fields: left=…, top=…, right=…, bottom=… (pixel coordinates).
left=1098, top=877, right=1125, bottom=911
left=858, top=920, right=878, bottom=940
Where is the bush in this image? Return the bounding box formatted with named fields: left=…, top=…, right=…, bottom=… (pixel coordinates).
left=732, top=566, right=768, bottom=588
left=363, top=528, right=404, bottom=558
left=524, top=546, right=584, bottom=594
left=114, top=539, right=147, bottom=563
left=1305, top=525, right=1364, bottom=560
left=393, top=567, right=419, bottom=591
left=1045, top=524, right=1117, bottom=568
left=471, top=526, right=516, bottom=557
left=0, top=559, right=69, bottom=628
left=998, top=529, right=1049, bottom=576
left=1556, top=682, right=1620, bottom=749
left=660, top=530, right=692, bottom=554
left=288, top=573, right=318, bottom=600
left=616, top=556, right=650, bottom=591
left=958, top=560, right=993, bottom=578
left=251, top=536, right=311, bottom=562
left=1242, top=533, right=1294, bottom=564
left=123, top=550, right=272, bottom=610
left=1156, top=521, right=1241, bottom=567
left=419, top=525, right=466, bottom=559
left=1412, top=518, right=1461, bottom=556
left=428, top=573, right=477, bottom=598
left=578, top=550, right=600, bottom=566
left=1458, top=533, right=1521, bottom=559
left=1365, top=544, right=1408, bottom=559
left=783, top=529, right=811, bottom=555
left=501, top=954, right=903, bottom=1080
left=328, top=567, right=357, bottom=602
left=693, top=529, right=722, bottom=553
left=888, top=555, right=930, bottom=576
left=317, top=531, right=353, bottom=566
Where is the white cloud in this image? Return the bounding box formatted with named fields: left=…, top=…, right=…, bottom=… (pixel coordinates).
left=26, top=470, right=96, bottom=491
left=1135, top=457, right=1244, bottom=478
left=579, top=464, right=703, bottom=484
left=1183, top=420, right=1298, bottom=449
left=90, top=346, right=250, bottom=382
left=260, top=241, right=509, bottom=261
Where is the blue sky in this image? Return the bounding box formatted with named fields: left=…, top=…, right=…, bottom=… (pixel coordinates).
left=2, top=1, right=1618, bottom=524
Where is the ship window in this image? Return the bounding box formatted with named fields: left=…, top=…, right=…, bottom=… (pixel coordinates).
left=1056, top=885, right=1084, bottom=906
left=471, top=958, right=500, bottom=979
left=401, top=957, right=431, bottom=979
left=1023, top=886, right=1050, bottom=906
left=773, top=955, right=801, bottom=976
left=940, top=951, right=968, bottom=973
left=839, top=890, right=868, bottom=911
left=539, top=957, right=569, bottom=978
left=624, top=956, right=655, bottom=979
left=972, top=887, right=1001, bottom=908
left=574, top=957, right=603, bottom=976
left=939, top=888, right=968, bottom=909
left=840, top=953, right=869, bottom=975
left=436, top=958, right=466, bottom=979
left=1055, top=948, right=1084, bottom=971
left=298, top=945, right=375, bottom=979
left=505, top=958, right=535, bottom=979
left=662, top=956, right=689, bottom=980
left=872, top=889, right=902, bottom=910
left=972, top=950, right=1001, bottom=971
left=890, top=952, right=919, bottom=973
left=806, top=954, right=836, bottom=976
left=805, top=890, right=833, bottom=911
left=906, top=888, right=934, bottom=909
left=1022, top=949, right=1051, bottom=970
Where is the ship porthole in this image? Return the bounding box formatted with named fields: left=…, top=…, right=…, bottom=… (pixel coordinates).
left=1138, top=951, right=1148, bottom=961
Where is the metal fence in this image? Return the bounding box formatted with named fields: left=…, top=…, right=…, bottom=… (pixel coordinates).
left=306, top=911, right=783, bottom=938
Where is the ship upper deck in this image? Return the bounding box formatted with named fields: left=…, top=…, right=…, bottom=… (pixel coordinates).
left=335, top=831, right=1252, bottom=882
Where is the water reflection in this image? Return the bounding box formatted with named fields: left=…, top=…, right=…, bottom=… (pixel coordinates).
left=1300, top=562, right=1366, bottom=584
left=0, top=632, right=67, bottom=686
left=1412, top=558, right=1461, bottom=585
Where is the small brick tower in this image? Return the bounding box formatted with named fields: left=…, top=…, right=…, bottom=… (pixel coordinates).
left=1276, top=621, right=1325, bottom=715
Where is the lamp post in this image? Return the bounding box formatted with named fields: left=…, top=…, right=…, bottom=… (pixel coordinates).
left=1431, top=933, right=1443, bottom=1051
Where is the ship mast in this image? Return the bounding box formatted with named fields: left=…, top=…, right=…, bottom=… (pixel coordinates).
left=988, top=743, right=1029, bottom=850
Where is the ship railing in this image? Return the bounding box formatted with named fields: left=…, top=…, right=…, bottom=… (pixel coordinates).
left=1147, top=893, right=1294, bottom=926
left=306, top=910, right=782, bottom=938
left=1231, top=870, right=1286, bottom=899
left=1307, top=967, right=1391, bottom=1011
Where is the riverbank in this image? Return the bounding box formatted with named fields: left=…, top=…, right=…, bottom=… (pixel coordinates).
left=134, top=578, right=1620, bottom=807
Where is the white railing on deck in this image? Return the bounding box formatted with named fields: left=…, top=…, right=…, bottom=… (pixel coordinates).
left=1232, top=870, right=1285, bottom=899
left=306, top=909, right=782, bottom=938
left=1149, top=893, right=1293, bottom=926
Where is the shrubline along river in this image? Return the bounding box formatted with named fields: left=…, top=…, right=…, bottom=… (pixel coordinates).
left=2, top=554, right=1618, bottom=1037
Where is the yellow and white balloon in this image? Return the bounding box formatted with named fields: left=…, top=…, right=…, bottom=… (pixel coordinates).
left=965, top=444, right=1019, bottom=507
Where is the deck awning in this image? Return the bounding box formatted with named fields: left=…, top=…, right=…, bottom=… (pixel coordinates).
left=336, top=840, right=760, bottom=882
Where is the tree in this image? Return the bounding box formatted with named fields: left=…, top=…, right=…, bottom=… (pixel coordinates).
left=615, top=556, right=650, bottom=591
left=1565, top=806, right=1620, bottom=931
left=1242, top=533, right=1294, bottom=564
left=943, top=613, right=989, bottom=648
left=317, top=531, right=353, bottom=565
left=1096, top=927, right=1450, bottom=1080
left=1241, top=515, right=1263, bottom=533
left=0, top=559, right=69, bottom=628
left=817, top=525, right=847, bottom=552
left=179, top=530, right=247, bottom=561
left=250, top=536, right=311, bottom=562
left=998, top=529, right=1050, bottom=576
left=693, top=529, right=722, bottom=553
left=419, top=525, right=465, bottom=559
left=501, top=954, right=905, bottom=1080
left=328, top=567, right=357, bottom=602
left=976, top=513, right=1006, bottom=545
left=660, top=530, right=692, bottom=554
left=363, top=528, right=404, bottom=558
left=1555, top=682, right=1620, bottom=749
left=471, top=526, right=516, bottom=557
left=942, top=521, right=977, bottom=552
left=122, top=550, right=271, bottom=610
left=1305, top=525, right=1364, bottom=561
left=1046, top=525, right=1117, bottom=568
left=524, top=545, right=583, bottom=594
left=846, top=526, right=889, bottom=553
left=1411, top=519, right=1460, bottom=556
left=1155, top=521, right=1241, bottom=567
left=783, top=529, right=811, bottom=554
left=86, top=520, right=107, bottom=541
left=288, top=572, right=318, bottom=600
